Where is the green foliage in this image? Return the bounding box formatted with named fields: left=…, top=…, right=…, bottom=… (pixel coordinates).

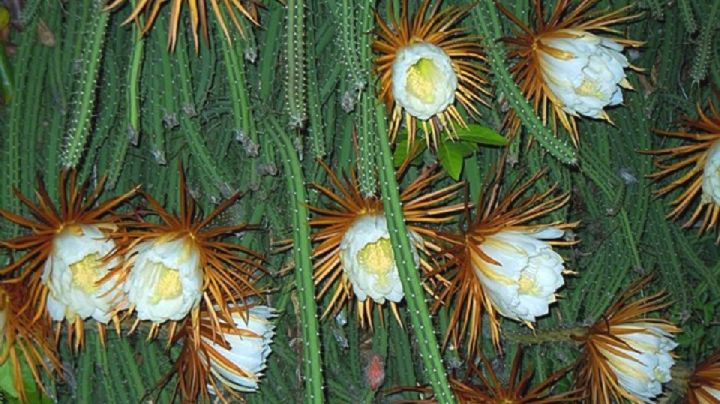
left=376, top=104, right=455, bottom=403
left=394, top=125, right=506, bottom=180
left=275, top=121, right=324, bottom=403
left=0, top=353, right=51, bottom=404
left=0, top=354, right=19, bottom=399
left=0, top=0, right=719, bottom=402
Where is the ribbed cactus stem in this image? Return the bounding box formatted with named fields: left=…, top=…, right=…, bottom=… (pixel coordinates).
left=219, top=27, right=260, bottom=189
left=274, top=123, right=324, bottom=404
left=474, top=0, right=577, bottom=166
left=358, top=94, right=378, bottom=197
left=690, top=0, right=719, bottom=84
left=356, top=1, right=377, bottom=197
left=307, top=41, right=326, bottom=158
left=62, top=4, right=110, bottom=168
left=374, top=103, right=455, bottom=403
left=173, top=28, right=233, bottom=197
left=109, top=0, right=144, bottom=188
left=505, top=326, right=587, bottom=345
left=3, top=18, right=36, bottom=233
left=286, top=0, right=308, bottom=128
left=678, top=0, right=697, bottom=34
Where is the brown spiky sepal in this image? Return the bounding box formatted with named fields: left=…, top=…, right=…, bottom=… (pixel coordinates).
left=0, top=283, right=62, bottom=402
left=105, top=0, right=262, bottom=51
left=687, top=350, right=720, bottom=404
left=451, top=347, right=584, bottom=403
left=310, top=161, right=464, bottom=328
left=574, top=275, right=679, bottom=404
left=645, top=102, right=720, bottom=241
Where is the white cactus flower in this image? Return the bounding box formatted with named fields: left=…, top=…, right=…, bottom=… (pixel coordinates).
left=124, top=236, right=202, bottom=323
left=538, top=30, right=631, bottom=119
left=472, top=228, right=566, bottom=323
left=339, top=214, right=420, bottom=304
left=42, top=224, right=122, bottom=323
left=600, top=324, right=677, bottom=402
left=391, top=43, right=458, bottom=120
left=206, top=306, right=276, bottom=392
left=702, top=141, right=720, bottom=206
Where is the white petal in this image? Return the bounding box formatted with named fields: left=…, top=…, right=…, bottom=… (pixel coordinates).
left=206, top=306, right=276, bottom=393
left=529, top=227, right=565, bottom=240
left=124, top=237, right=202, bottom=323
left=479, top=237, right=528, bottom=278
left=474, top=264, right=521, bottom=319
left=702, top=141, right=720, bottom=205
left=473, top=230, right=567, bottom=322
left=602, top=329, right=677, bottom=402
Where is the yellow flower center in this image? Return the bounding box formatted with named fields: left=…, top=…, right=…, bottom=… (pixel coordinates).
left=70, top=253, right=103, bottom=294
left=65, top=308, right=78, bottom=323
left=575, top=78, right=602, bottom=98
left=357, top=238, right=395, bottom=286
left=518, top=274, right=541, bottom=296
left=405, top=58, right=439, bottom=103
left=149, top=262, right=183, bottom=304
left=653, top=367, right=665, bottom=381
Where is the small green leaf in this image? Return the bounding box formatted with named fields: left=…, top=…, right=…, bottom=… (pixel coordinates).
left=438, top=142, right=473, bottom=181
left=454, top=124, right=507, bottom=146
left=393, top=134, right=426, bottom=167
left=0, top=344, right=50, bottom=403
left=393, top=141, right=408, bottom=168
left=0, top=355, right=18, bottom=399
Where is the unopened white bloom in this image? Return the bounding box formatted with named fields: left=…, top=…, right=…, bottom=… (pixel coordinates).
left=339, top=214, right=420, bottom=304
left=538, top=30, right=630, bottom=119
left=702, top=141, right=720, bottom=206
left=392, top=43, right=457, bottom=120
left=601, top=324, right=677, bottom=402
left=124, top=236, right=202, bottom=323
left=42, top=224, right=121, bottom=323
left=206, top=306, right=276, bottom=392
left=472, top=228, right=565, bottom=323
